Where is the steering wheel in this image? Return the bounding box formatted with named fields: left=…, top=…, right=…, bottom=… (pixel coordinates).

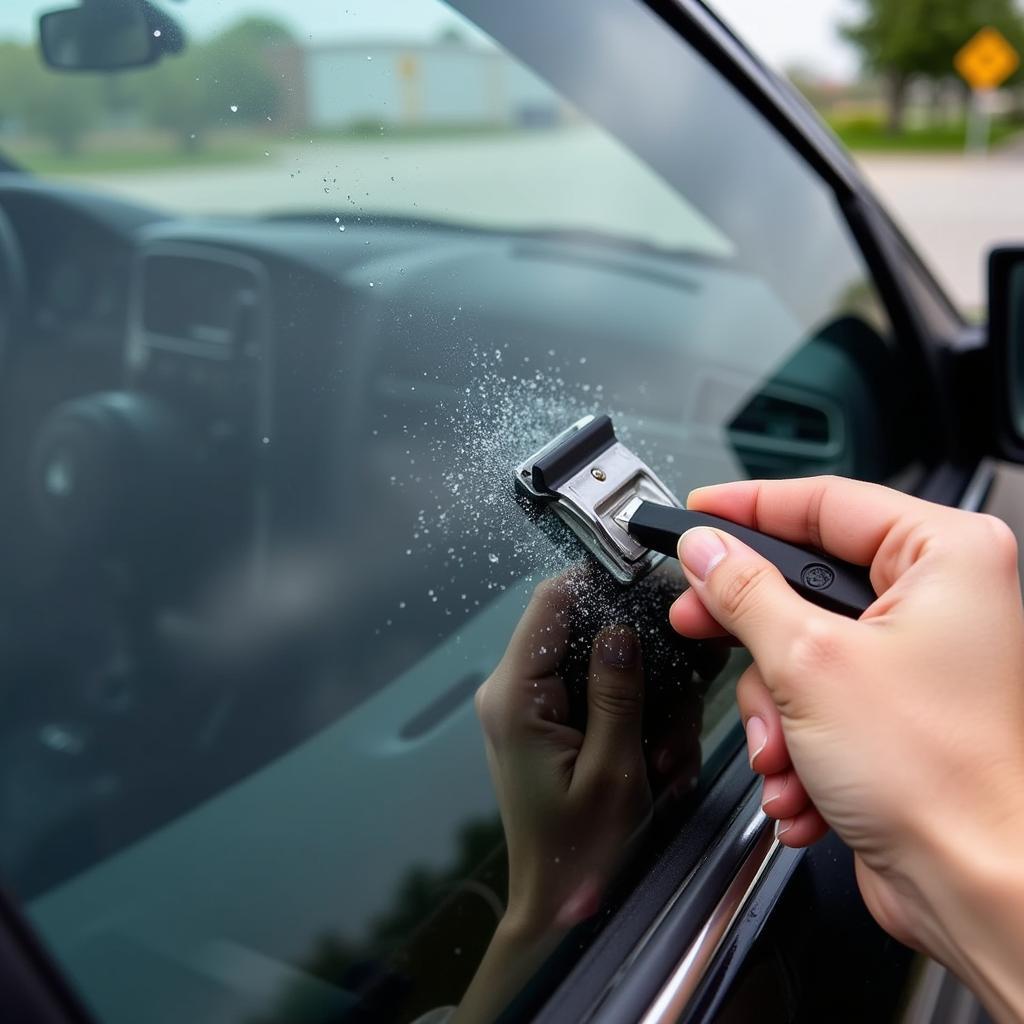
left=0, top=202, right=27, bottom=377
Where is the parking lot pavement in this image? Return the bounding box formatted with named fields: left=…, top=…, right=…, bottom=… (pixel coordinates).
left=857, top=148, right=1024, bottom=314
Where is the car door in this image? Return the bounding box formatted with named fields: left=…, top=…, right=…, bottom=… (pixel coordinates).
left=0, top=1, right=978, bottom=1023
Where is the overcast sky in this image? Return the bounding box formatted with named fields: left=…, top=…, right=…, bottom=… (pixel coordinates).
left=713, top=0, right=862, bottom=79
left=1, top=0, right=864, bottom=80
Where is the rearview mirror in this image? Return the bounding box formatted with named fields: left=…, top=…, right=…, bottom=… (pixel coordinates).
left=989, top=247, right=1024, bottom=460
left=39, top=0, right=182, bottom=72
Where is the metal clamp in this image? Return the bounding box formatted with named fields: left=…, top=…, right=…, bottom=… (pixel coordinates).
left=514, top=415, right=680, bottom=583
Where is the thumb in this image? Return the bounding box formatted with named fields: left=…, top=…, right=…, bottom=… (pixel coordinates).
left=677, top=527, right=837, bottom=680
left=575, top=627, right=645, bottom=787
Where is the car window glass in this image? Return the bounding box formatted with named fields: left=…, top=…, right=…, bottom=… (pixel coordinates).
left=0, top=1, right=928, bottom=1023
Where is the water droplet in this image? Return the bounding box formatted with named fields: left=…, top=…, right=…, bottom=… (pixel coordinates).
left=264, top=151, right=270, bottom=157
left=368, top=281, right=374, bottom=288
left=229, top=104, right=238, bottom=113
left=366, top=55, right=373, bottom=60
left=152, top=28, right=162, bottom=37
left=488, top=553, right=499, bottom=564
left=262, top=436, right=270, bottom=445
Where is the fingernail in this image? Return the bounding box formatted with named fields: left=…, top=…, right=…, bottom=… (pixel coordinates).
left=745, top=715, right=768, bottom=769
left=775, top=818, right=794, bottom=840
left=762, top=775, right=788, bottom=809
left=600, top=629, right=640, bottom=668
left=655, top=748, right=675, bottom=775
left=678, top=527, right=727, bottom=581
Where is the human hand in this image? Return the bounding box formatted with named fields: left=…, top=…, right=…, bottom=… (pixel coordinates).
left=669, top=476, right=1024, bottom=1021
left=475, top=576, right=652, bottom=938
left=451, top=576, right=656, bottom=1024
left=454, top=571, right=710, bottom=1024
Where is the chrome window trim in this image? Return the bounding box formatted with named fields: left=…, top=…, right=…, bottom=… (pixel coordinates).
left=637, top=812, right=778, bottom=1024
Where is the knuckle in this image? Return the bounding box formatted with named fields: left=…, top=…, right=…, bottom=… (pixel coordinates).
left=976, top=514, right=1018, bottom=569
left=530, top=578, right=571, bottom=624
left=473, top=679, right=504, bottom=739
left=473, top=680, right=490, bottom=721
left=589, top=680, right=643, bottom=722
left=804, top=477, right=838, bottom=549
left=783, top=619, right=846, bottom=684
left=717, top=562, right=773, bottom=620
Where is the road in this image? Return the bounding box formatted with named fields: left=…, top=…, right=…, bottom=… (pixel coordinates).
left=856, top=147, right=1024, bottom=313
left=60, top=128, right=1023, bottom=314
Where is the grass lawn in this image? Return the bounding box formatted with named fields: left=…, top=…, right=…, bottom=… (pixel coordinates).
left=828, top=115, right=1023, bottom=152
left=2, top=122, right=527, bottom=176
left=8, top=141, right=265, bottom=175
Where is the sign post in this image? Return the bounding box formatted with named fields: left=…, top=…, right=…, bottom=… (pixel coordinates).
left=954, top=26, right=1020, bottom=155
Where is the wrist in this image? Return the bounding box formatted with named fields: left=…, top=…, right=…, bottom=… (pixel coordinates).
left=497, top=902, right=570, bottom=949
left=494, top=909, right=548, bottom=947
left=914, top=801, right=1024, bottom=1023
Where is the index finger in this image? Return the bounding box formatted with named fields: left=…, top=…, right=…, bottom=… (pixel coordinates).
left=498, top=574, right=575, bottom=678
left=685, top=476, right=922, bottom=567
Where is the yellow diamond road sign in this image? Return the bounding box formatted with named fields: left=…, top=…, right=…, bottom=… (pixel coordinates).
left=955, top=26, right=1019, bottom=91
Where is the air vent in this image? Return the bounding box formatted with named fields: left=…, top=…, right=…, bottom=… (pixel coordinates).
left=130, top=242, right=269, bottom=361
left=730, top=393, right=831, bottom=446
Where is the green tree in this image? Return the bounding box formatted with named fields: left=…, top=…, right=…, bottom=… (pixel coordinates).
left=1, top=45, right=103, bottom=155
left=842, top=0, right=1024, bottom=134
left=0, top=42, right=37, bottom=132
left=133, top=49, right=212, bottom=152
left=202, top=16, right=294, bottom=126
left=133, top=15, right=294, bottom=151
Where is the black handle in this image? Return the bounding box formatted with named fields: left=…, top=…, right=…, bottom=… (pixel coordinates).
left=626, top=501, right=875, bottom=618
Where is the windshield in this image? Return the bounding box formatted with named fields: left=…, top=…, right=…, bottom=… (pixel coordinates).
left=0, top=2, right=926, bottom=1023
left=1, top=0, right=733, bottom=257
